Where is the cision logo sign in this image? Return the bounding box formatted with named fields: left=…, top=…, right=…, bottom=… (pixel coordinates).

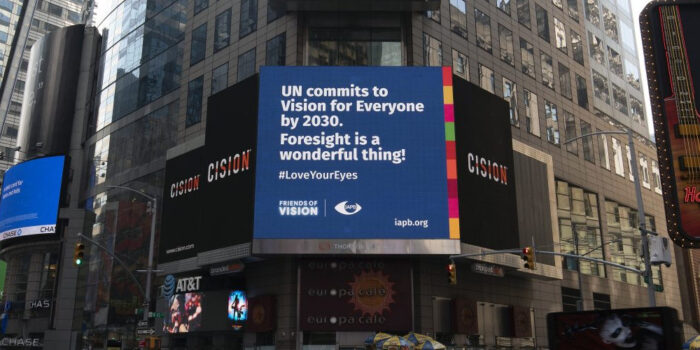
left=0, top=155, right=65, bottom=242
left=254, top=66, right=457, bottom=240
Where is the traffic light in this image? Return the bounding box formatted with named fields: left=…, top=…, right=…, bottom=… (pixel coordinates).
left=447, top=262, right=457, bottom=285
left=73, top=242, right=85, bottom=266
left=522, top=246, right=535, bottom=270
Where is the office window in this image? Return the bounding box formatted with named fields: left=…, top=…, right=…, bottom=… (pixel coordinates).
left=630, top=97, right=644, bottom=123
left=497, top=0, right=511, bottom=15
left=620, top=21, right=636, bottom=55
left=478, top=64, right=495, bottom=93
left=517, top=0, right=531, bottom=29
left=266, top=33, right=286, bottom=66
left=503, top=78, right=519, bottom=127
left=592, top=70, right=610, bottom=104
left=238, top=48, right=256, bottom=82
left=450, top=0, right=467, bottom=38
left=186, top=76, right=204, bottom=127
left=268, top=0, right=285, bottom=23
left=603, top=7, right=618, bottom=42
left=625, top=58, right=641, bottom=90
left=190, top=23, right=207, bottom=65
left=240, top=0, right=258, bottom=38
left=557, top=181, right=605, bottom=277
left=564, top=110, right=577, bottom=154
left=567, top=0, right=579, bottom=21
left=545, top=100, right=560, bottom=144
left=524, top=89, right=540, bottom=136
left=2, top=146, right=13, bottom=162
left=424, top=33, right=442, bottom=66
left=562, top=287, right=581, bottom=312
left=608, top=47, right=623, bottom=78
left=612, top=137, right=624, bottom=177
left=581, top=120, right=594, bottom=162
left=598, top=129, right=610, bottom=170
left=576, top=74, right=589, bottom=109
left=593, top=293, right=611, bottom=310
left=47, top=2, right=62, bottom=16
left=520, top=38, right=535, bottom=78
left=308, top=28, right=402, bottom=66
left=652, top=160, right=662, bottom=194
left=194, top=0, right=208, bottom=14
left=498, top=24, right=514, bottom=66
left=3, top=125, right=17, bottom=138
left=536, top=4, right=550, bottom=42
left=553, top=0, right=563, bottom=10
left=214, top=9, right=232, bottom=51
left=571, top=30, right=584, bottom=65
left=640, top=153, right=650, bottom=189
left=612, top=84, right=628, bottom=115
left=554, top=17, right=567, bottom=53
left=588, top=32, right=605, bottom=65
left=475, top=9, right=492, bottom=53
left=541, top=51, right=554, bottom=90
left=0, top=0, right=12, bottom=12
left=585, top=0, right=600, bottom=27
left=606, top=200, right=661, bottom=287
left=427, top=7, right=440, bottom=23
left=452, top=49, right=469, bottom=81
left=211, top=63, right=228, bottom=94
left=559, top=63, right=572, bottom=99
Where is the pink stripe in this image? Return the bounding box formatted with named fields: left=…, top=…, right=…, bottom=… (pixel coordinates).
left=449, top=199, right=460, bottom=217
left=444, top=104, right=454, bottom=122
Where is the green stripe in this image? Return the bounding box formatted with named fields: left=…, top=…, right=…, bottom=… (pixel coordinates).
left=445, top=122, right=455, bottom=141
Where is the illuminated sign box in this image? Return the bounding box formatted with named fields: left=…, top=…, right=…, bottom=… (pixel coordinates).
left=160, top=67, right=517, bottom=260
left=0, top=155, right=65, bottom=242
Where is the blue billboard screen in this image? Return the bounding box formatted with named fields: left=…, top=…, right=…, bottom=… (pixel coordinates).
left=0, top=156, right=65, bottom=241
left=254, top=67, right=458, bottom=239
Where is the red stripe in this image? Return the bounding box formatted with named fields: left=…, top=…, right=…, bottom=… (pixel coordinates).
left=442, top=67, right=453, bottom=86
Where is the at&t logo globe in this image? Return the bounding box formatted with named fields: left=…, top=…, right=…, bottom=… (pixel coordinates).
left=162, top=275, right=175, bottom=298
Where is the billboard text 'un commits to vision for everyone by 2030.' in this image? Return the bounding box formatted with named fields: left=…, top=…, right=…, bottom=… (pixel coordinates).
left=0, top=156, right=65, bottom=242
left=253, top=66, right=459, bottom=240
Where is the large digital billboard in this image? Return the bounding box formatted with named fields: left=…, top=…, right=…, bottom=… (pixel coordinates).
left=159, top=77, right=257, bottom=263
left=642, top=2, right=700, bottom=247
left=253, top=66, right=458, bottom=240
left=0, top=155, right=65, bottom=242
left=547, top=307, right=681, bottom=349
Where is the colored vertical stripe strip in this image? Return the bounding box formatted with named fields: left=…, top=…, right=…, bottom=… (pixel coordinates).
left=442, top=66, right=460, bottom=240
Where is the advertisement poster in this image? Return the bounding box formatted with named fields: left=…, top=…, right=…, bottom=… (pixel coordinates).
left=254, top=66, right=456, bottom=239
left=642, top=2, right=700, bottom=245
left=299, top=259, right=412, bottom=331
left=0, top=155, right=65, bottom=241
left=547, top=307, right=681, bottom=349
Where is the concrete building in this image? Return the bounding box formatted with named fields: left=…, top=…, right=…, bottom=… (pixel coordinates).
left=0, top=0, right=693, bottom=349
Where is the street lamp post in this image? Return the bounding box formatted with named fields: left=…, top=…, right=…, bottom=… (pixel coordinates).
left=564, top=129, right=656, bottom=307
left=104, top=185, right=157, bottom=322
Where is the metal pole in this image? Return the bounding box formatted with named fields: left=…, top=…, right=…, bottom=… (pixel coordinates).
left=627, top=129, right=656, bottom=306
left=143, top=198, right=156, bottom=322
left=77, top=233, right=146, bottom=298
left=574, top=231, right=584, bottom=311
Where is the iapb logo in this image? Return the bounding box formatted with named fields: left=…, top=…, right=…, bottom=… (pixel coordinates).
left=334, top=201, right=362, bottom=215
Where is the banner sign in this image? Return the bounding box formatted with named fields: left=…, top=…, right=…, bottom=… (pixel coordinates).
left=0, top=156, right=65, bottom=241
left=641, top=2, right=700, bottom=247
left=299, top=259, right=412, bottom=331
left=254, top=66, right=458, bottom=240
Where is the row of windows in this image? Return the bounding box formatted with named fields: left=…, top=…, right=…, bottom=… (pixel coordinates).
left=193, top=0, right=284, bottom=34
left=557, top=180, right=663, bottom=287
left=36, top=0, right=81, bottom=22
left=588, top=31, right=641, bottom=91
left=186, top=33, right=286, bottom=127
